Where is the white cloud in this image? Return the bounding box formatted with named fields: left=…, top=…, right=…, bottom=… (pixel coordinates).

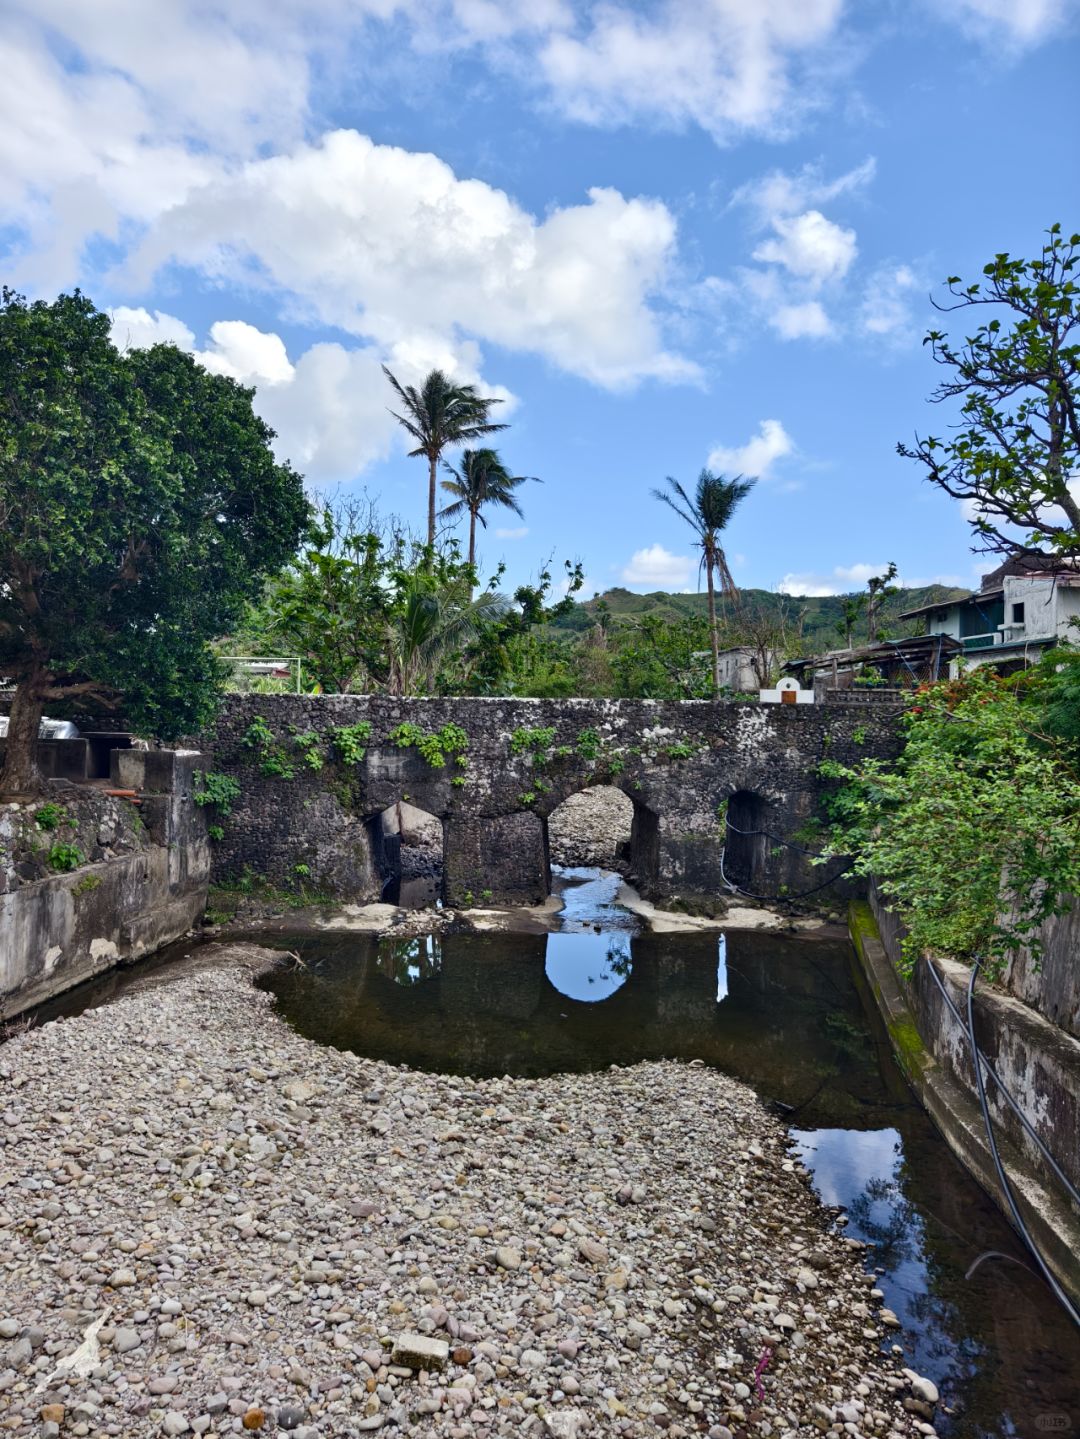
left=778, top=563, right=969, bottom=596
left=778, top=563, right=887, bottom=596
left=109, top=307, right=197, bottom=352
left=730, top=159, right=870, bottom=340
left=535, top=0, right=846, bottom=143
left=129, top=130, right=692, bottom=390
left=752, top=210, right=857, bottom=284
left=778, top=573, right=842, bottom=597
left=106, top=307, right=508, bottom=486
left=933, top=0, right=1074, bottom=42
left=1, top=0, right=1067, bottom=301
left=621, top=544, right=694, bottom=589
left=859, top=263, right=922, bottom=341
left=834, top=563, right=884, bottom=586
left=494, top=526, right=529, bottom=539
left=772, top=300, right=834, bottom=340
left=197, top=321, right=296, bottom=386
left=733, top=157, right=877, bottom=224
left=708, top=419, right=794, bottom=479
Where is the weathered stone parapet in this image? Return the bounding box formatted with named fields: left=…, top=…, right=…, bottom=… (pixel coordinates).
left=199, top=694, right=902, bottom=907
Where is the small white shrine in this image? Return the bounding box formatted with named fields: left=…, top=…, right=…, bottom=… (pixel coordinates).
left=759, top=676, right=814, bottom=705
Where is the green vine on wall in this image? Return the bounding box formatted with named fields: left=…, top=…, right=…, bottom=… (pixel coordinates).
left=389, top=721, right=469, bottom=768
left=34, top=802, right=69, bottom=832
left=509, top=725, right=556, bottom=758
left=331, top=721, right=372, bottom=765
left=241, top=715, right=297, bottom=779
left=48, top=842, right=85, bottom=873
left=193, top=770, right=241, bottom=815
left=193, top=769, right=242, bottom=842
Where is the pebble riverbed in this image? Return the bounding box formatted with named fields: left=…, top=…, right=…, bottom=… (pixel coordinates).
left=0, top=945, right=942, bottom=1439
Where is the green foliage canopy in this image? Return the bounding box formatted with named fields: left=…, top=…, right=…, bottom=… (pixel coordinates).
left=821, top=667, right=1080, bottom=974
left=0, top=288, right=308, bottom=791
left=900, top=225, right=1080, bottom=556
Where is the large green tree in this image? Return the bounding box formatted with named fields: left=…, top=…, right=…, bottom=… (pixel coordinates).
left=652, top=469, right=755, bottom=696
left=383, top=367, right=506, bottom=547
left=439, top=448, right=537, bottom=569
left=0, top=289, right=308, bottom=794
left=899, top=225, right=1080, bottom=556
left=234, top=498, right=404, bottom=694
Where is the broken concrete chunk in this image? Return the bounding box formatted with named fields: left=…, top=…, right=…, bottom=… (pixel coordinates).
left=391, top=1332, right=449, bottom=1371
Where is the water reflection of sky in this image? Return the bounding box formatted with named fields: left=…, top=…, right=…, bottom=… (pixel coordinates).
left=792, top=1127, right=987, bottom=1424
left=544, top=932, right=633, bottom=1001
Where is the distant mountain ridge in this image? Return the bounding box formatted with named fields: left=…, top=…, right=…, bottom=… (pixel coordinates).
left=551, top=583, right=971, bottom=650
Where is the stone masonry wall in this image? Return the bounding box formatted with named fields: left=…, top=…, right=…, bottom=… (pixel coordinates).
left=199, top=695, right=902, bottom=907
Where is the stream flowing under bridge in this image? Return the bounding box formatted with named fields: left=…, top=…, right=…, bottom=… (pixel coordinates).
left=201, top=695, right=903, bottom=907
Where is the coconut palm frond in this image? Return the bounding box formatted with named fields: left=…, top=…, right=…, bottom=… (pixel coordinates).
left=383, top=368, right=510, bottom=546
left=651, top=478, right=704, bottom=541
left=384, top=573, right=511, bottom=695
left=651, top=467, right=756, bottom=697
left=437, top=448, right=538, bottom=568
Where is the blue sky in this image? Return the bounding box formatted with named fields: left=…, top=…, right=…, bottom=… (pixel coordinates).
left=4, top=0, right=1078, bottom=597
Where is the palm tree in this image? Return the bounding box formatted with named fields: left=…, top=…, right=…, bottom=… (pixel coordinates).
left=384, top=570, right=509, bottom=696
left=439, top=448, right=538, bottom=569
left=651, top=468, right=755, bottom=696
left=383, top=367, right=507, bottom=548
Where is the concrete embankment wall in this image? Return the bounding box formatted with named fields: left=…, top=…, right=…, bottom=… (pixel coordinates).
left=0, top=750, right=209, bottom=1019
left=850, top=889, right=1080, bottom=1303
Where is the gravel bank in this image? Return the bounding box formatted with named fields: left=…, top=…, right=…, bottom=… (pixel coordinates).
left=0, top=945, right=937, bottom=1439
left=547, top=789, right=632, bottom=871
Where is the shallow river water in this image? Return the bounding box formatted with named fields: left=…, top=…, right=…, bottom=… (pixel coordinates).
left=27, top=867, right=1080, bottom=1436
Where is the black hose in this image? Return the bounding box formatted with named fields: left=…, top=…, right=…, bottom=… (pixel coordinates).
left=719, top=846, right=854, bottom=902
left=964, top=957, right=1080, bottom=1327
left=724, top=817, right=831, bottom=858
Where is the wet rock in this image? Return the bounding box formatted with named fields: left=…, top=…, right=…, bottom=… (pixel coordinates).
left=909, top=1376, right=940, bottom=1405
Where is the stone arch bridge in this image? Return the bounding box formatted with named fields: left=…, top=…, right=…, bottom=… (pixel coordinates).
left=202, top=696, right=902, bottom=908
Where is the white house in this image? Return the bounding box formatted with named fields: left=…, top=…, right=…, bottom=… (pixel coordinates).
left=900, top=556, right=1080, bottom=674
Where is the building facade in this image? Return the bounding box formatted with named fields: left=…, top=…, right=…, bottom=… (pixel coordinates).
left=900, top=556, right=1080, bottom=674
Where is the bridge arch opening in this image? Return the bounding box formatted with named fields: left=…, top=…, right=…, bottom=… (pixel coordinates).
left=722, top=790, right=768, bottom=892
left=547, top=784, right=633, bottom=872
left=371, top=800, right=444, bottom=907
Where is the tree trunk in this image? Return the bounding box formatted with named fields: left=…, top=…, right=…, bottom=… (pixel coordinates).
left=0, top=671, right=46, bottom=796
left=466, top=510, right=477, bottom=599
left=705, top=563, right=720, bottom=698
left=427, top=453, right=438, bottom=549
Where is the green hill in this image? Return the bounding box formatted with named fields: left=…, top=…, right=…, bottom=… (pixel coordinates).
left=551, top=582, right=970, bottom=652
